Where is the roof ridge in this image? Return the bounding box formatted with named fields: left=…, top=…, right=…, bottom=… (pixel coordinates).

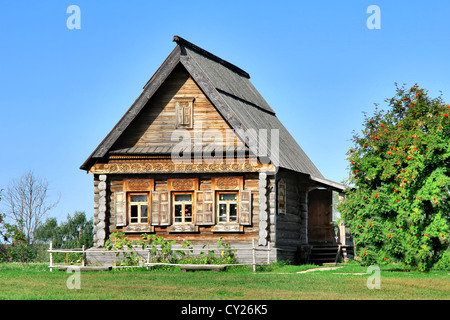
left=173, top=35, right=250, bottom=79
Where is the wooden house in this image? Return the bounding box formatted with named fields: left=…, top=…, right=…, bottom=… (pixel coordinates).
left=80, top=36, right=349, bottom=265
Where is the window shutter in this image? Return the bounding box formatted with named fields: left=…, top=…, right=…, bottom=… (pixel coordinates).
left=151, top=191, right=170, bottom=226
left=195, top=190, right=214, bottom=225
left=175, top=98, right=194, bottom=129
left=239, top=190, right=252, bottom=226
left=183, top=106, right=191, bottom=126
left=115, top=192, right=126, bottom=227
left=177, top=105, right=184, bottom=126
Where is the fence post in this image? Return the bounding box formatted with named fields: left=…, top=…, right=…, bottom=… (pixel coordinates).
left=267, top=241, right=271, bottom=265
left=252, top=239, right=256, bottom=272
left=82, top=245, right=85, bottom=267
left=49, top=241, right=53, bottom=272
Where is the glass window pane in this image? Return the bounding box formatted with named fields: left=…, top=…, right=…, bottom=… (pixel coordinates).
left=175, top=194, right=192, bottom=202
left=175, top=204, right=182, bottom=217
left=230, top=204, right=237, bottom=215
left=130, top=205, right=138, bottom=218
left=219, top=193, right=237, bottom=201
left=185, top=204, right=192, bottom=222
left=219, top=204, right=227, bottom=222
left=184, top=204, right=192, bottom=216
left=230, top=204, right=237, bottom=222
left=141, top=205, right=148, bottom=218
left=131, top=194, right=148, bottom=202
left=130, top=205, right=138, bottom=223
left=141, top=218, right=148, bottom=223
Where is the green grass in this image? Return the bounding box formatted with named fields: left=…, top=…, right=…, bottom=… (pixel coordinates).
left=0, top=262, right=448, bottom=300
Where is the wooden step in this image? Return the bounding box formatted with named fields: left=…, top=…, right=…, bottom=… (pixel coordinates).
left=308, top=245, right=340, bottom=265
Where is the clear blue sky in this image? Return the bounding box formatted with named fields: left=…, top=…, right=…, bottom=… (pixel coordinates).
left=1, top=0, right=449, bottom=222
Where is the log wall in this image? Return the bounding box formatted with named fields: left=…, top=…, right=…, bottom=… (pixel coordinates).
left=89, top=172, right=278, bottom=264
left=273, top=169, right=311, bottom=262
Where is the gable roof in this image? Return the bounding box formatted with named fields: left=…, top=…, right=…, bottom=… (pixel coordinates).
left=80, top=36, right=324, bottom=179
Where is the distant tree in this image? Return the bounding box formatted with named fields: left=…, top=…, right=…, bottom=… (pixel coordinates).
left=339, top=84, right=450, bottom=271
left=2, top=171, right=59, bottom=244
left=35, top=211, right=93, bottom=249
left=0, top=190, right=26, bottom=245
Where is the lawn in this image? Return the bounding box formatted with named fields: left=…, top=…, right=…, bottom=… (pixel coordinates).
left=0, top=262, right=448, bottom=300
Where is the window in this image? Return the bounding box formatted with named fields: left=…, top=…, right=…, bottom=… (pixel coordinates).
left=217, top=192, right=238, bottom=223
left=277, top=179, right=286, bottom=215
left=173, top=192, right=193, bottom=224
left=175, top=98, right=194, bottom=129
left=128, top=193, right=149, bottom=224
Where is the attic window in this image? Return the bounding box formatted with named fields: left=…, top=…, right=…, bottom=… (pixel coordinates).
left=175, top=97, right=194, bottom=129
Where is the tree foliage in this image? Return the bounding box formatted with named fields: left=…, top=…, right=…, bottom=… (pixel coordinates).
left=339, top=84, right=450, bottom=271
left=35, top=211, right=93, bottom=249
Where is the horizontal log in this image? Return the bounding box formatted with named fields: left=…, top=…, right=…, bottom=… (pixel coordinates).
left=276, top=231, right=300, bottom=240
left=57, top=266, right=112, bottom=272
left=276, top=221, right=300, bottom=232
left=277, top=213, right=301, bottom=223
left=180, top=265, right=227, bottom=272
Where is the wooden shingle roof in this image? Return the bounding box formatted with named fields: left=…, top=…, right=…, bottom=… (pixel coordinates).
left=81, top=36, right=325, bottom=179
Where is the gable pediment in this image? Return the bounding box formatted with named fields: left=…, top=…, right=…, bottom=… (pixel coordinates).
left=109, top=63, right=246, bottom=157
left=81, top=36, right=325, bottom=179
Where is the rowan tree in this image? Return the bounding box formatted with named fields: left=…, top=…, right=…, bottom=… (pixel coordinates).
left=339, top=84, right=450, bottom=271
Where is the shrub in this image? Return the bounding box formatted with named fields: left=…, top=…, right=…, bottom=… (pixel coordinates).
left=339, top=84, right=450, bottom=271
left=104, top=232, right=237, bottom=267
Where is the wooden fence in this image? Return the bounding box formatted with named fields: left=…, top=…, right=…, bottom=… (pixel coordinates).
left=48, top=240, right=272, bottom=272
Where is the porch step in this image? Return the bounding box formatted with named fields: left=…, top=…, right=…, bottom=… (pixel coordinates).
left=308, top=245, right=340, bottom=265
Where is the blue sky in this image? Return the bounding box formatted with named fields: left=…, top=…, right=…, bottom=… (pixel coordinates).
left=1, top=0, right=449, bottom=222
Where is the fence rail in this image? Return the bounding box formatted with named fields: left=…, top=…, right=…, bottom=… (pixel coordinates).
left=48, top=239, right=272, bottom=272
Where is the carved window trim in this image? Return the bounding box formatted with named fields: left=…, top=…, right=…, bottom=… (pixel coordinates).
left=212, top=176, right=243, bottom=190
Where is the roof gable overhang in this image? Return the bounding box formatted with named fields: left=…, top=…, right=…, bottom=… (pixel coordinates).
left=81, top=36, right=324, bottom=179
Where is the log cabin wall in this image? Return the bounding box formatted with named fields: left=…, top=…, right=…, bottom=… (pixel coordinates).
left=93, top=175, right=108, bottom=247
left=274, top=169, right=310, bottom=263
left=90, top=172, right=277, bottom=264
left=83, top=37, right=349, bottom=265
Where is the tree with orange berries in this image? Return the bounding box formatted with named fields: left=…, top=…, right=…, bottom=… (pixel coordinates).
left=339, top=84, right=450, bottom=271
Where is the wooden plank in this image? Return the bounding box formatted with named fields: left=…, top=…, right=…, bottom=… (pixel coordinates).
left=180, top=265, right=227, bottom=272
left=57, top=266, right=112, bottom=271
left=111, top=66, right=245, bottom=153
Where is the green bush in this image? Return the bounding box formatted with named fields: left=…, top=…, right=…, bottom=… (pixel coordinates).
left=339, top=84, right=450, bottom=271
left=104, top=232, right=238, bottom=266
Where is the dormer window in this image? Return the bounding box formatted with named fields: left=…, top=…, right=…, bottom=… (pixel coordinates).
left=175, top=97, right=194, bottom=129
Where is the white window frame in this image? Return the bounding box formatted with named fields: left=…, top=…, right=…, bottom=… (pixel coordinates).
left=216, top=191, right=239, bottom=224
left=172, top=192, right=194, bottom=224
left=128, top=193, right=150, bottom=225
